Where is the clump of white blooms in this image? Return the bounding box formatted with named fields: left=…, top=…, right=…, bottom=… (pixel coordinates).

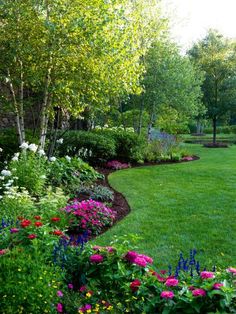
left=19, top=142, right=29, bottom=149
left=49, top=156, right=56, bottom=162
left=38, top=149, right=45, bottom=156
left=0, top=147, right=3, bottom=152
left=1, top=170, right=12, bottom=177
left=56, top=138, right=63, bottom=144
left=28, top=143, right=38, bottom=153
left=65, top=155, right=71, bottom=162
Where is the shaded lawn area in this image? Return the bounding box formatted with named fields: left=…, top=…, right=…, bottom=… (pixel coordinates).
left=95, top=144, right=236, bottom=269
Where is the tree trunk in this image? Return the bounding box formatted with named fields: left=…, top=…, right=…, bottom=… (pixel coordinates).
left=137, top=96, right=144, bottom=135
left=7, top=70, right=23, bottom=144
left=19, top=60, right=25, bottom=143
left=39, top=65, right=51, bottom=150
left=213, top=117, right=217, bottom=144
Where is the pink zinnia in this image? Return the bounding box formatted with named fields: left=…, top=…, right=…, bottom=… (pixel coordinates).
left=68, top=283, right=74, bottom=289
left=227, top=267, right=236, bottom=275
left=192, top=289, right=206, bottom=297
left=79, top=285, right=87, bottom=292
left=133, top=256, right=147, bottom=267
left=213, top=283, right=223, bottom=290
left=160, top=291, right=174, bottom=299
left=125, top=251, right=138, bottom=263
left=28, top=234, right=37, bottom=240
left=165, top=278, right=179, bottom=287
left=56, top=303, right=63, bottom=313
left=200, top=271, right=215, bottom=279
left=89, top=254, right=104, bottom=263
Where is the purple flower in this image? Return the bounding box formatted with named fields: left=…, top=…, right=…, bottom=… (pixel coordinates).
left=57, top=290, right=64, bottom=297
left=10, top=228, right=19, bottom=233
left=89, top=254, right=104, bottom=263
left=68, top=283, right=73, bottom=289
left=56, top=303, right=63, bottom=313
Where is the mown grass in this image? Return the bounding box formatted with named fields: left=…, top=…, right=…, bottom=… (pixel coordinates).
left=96, top=144, right=236, bottom=269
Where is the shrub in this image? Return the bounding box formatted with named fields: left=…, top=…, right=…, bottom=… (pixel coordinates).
left=60, top=238, right=236, bottom=314
left=99, top=129, right=146, bottom=162
left=47, top=156, right=102, bottom=193
left=0, top=186, right=36, bottom=220
left=62, top=199, right=116, bottom=236
left=0, top=247, right=64, bottom=314
left=76, top=184, right=114, bottom=202
left=58, top=131, right=116, bottom=164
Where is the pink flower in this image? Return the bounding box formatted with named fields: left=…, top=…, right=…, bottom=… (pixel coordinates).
left=68, top=283, right=73, bottom=289
left=200, top=271, right=215, bottom=279
left=89, top=254, right=104, bottom=263
left=56, top=303, right=63, bottom=313
left=57, top=290, right=64, bottom=297
left=0, top=249, right=7, bottom=255
left=165, top=278, right=179, bottom=287
left=106, top=246, right=115, bottom=253
left=227, top=267, right=236, bottom=275
left=28, top=234, right=37, bottom=240
left=213, top=283, right=223, bottom=290
left=79, top=285, right=87, bottom=292
left=10, top=228, right=19, bottom=233
left=133, top=256, right=147, bottom=267
left=125, top=251, right=138, bottom=263
left=192, top=289, right=206, bottom=297
left=160, top=291, right=174, bottom=299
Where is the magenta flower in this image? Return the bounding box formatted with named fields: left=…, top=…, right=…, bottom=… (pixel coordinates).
left=10, top=228, right=19, bottom=233
left=56, top=303, right=63, bottom=313
left=160, top=291, right=174, bottom=299
left=227, top=267, right=236, bottom=275
left=57, top=290, right=64, bottom=297
left=79, top=285, right=87, bottom=292
left=89, top=254, right=104, bottom=263
left=192, top=289, right=206, bottom=297
left=0, top=249, right=7, bottom=255
left=68, top=283, right=73, bottom=289
left=200, top=271, right=215, bottom=279
left=165, top=278, right=179, bottom=287
left=213, top=283, right=223, bottom=290
left=133, top=256, right=147, bottom=267
left=125, top=251, right=138, bottom=263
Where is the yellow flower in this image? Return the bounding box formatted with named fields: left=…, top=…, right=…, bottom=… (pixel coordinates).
left=107, top=306, right=113, bottom=311
left=86, top=310, right=91, bottom=313
left=86, top=292, right=92, bottom=298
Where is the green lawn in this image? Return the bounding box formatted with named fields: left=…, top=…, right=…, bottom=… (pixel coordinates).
left=96, top=144, right=236, bottom=269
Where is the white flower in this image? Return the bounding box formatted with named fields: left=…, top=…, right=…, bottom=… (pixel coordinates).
left=1, top=170, right=11, bottom=176
left=0, top=176, right=5, bottom=180
left=20, top=142, right=29, bottom=149
left=65, top=155, right=71, bottom=162
left=40, top=175, right=46, bottom=179
left=12, top=156, right=18, bottom=161
left=38, top=149, right=45, bottom=156
left=28, top=143, right=38, bottom=153
left=56, top=138, right=63, bottom=144
left=0, top=195, right=2, bottom=199
left=49, top=156, right=56, bottom=162
left=0, top=147, right=3, bottom=152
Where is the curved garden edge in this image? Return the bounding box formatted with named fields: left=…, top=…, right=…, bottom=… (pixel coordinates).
left=96, top=155, right=200, bottom=228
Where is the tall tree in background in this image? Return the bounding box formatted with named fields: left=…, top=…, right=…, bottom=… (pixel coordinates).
left=188, top=29, right=236, bottom=144
left=0, top=0, right=162, bottom=149
left=143, top=40, right=203, bottom=139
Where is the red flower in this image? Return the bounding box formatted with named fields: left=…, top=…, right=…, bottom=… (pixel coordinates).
left=53, top=230, right=64, bottom=236
left=28, top=234, right=37, bottom=240
left=21, top=219, right=31, bottom=228
left=0, top=249, right=7, bottom=255
left=51, top=217, right=61, bottom=222
left=130, top=279, right=141, bottom=292
left=34, top=222, right=43, bottom=227
left=34, top=216, right=41, bottom=220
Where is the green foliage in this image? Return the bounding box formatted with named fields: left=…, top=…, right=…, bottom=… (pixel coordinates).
left=9, top=150, right=47, bottom=196
left=0, top=247, right=63, bottom=314
left=0, top=187, right=36, bottom=220
left=47, top=156, right=101, bottom=192
left=77, top=184, right=114, bottom=203
left=58, top=131, right=116, bottom=164
left=188, top=29, right=236, bottom=142
left=96, top=129, right=147, bottom=162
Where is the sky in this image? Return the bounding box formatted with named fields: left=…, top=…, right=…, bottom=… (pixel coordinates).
left=162, top=0, right=236, bottom=51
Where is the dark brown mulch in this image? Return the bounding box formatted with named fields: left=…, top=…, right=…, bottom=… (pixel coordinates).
left=203, top=142, right=229, bottom=148
left=95, top=156, right=200, bottom=225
